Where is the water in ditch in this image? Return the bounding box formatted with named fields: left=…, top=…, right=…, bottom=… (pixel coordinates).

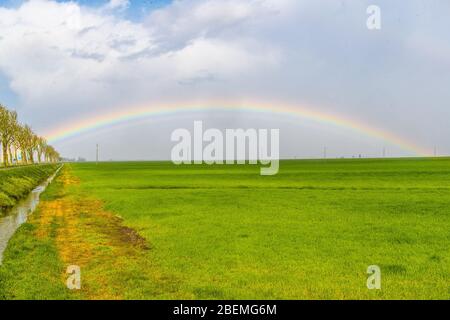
left=0, top=166, right=61, bottom=263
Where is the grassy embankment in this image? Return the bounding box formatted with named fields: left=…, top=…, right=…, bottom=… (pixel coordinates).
left=0, top=159, right=449, bottom=299
left=0, top=164, right=60, bottom=211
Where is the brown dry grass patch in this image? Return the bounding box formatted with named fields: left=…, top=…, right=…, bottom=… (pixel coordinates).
left=32, top=167, right=151, bottom=299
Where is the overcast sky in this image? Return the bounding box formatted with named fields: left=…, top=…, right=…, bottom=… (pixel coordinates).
left=0, top=0, right=449, bottom=160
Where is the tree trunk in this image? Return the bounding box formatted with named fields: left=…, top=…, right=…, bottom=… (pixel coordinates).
left=2, top=141, right=9, bottom=167
left=9, top=146, right=13, bottom=165
left=22, top=149, right=28, bottom=164
left=28, top=149, right=34, bottom=164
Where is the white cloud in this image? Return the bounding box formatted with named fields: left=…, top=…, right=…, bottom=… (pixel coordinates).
left=104, top=0, right=130, bottom=11
left=0, top=0, right=281, bottom=118
left=0, top=0, right=449, bottom=159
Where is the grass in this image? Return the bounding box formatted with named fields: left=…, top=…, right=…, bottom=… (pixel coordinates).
left=0, top=164, right=59, bottom=211
left=0, top=158, right=449, bottom=299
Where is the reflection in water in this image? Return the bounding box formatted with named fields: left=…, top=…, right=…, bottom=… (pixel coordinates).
left=0, top=166, right=61, bottom=263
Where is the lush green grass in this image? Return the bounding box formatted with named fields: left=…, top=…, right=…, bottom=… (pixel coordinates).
left=1, top=158, right=449, bottom=299
left=0, top=164, right=59, bottom=210
left=0, top=167, right=70, bottom=299
left=0, top=223, right=70, bottom=300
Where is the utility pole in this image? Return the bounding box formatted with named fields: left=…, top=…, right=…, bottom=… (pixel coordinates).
left=323, top=147, right=327, bottom=159
left=383, top=147, right=386, bottom=158
left=434, top=146, right=437, bottom=157
left=96, top=144, right=99, bottom=165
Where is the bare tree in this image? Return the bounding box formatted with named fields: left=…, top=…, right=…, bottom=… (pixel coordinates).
left=1, top=103, right=60, bottom=166
left=37, top=137, right=47, bottom=163
left=0, top=105, right=18, bottom=166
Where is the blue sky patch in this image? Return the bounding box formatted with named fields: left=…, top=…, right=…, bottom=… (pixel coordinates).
left=0, top=0, right=172, bottom=20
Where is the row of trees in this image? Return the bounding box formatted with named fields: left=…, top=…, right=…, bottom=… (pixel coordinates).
left=0, top=103, right=60, bottom=167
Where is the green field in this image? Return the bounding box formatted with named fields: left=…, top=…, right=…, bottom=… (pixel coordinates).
left=0, top=159, right=449, bottom=299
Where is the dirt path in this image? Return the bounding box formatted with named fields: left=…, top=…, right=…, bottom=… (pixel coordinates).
left=32, top=167, right=159, bottom=299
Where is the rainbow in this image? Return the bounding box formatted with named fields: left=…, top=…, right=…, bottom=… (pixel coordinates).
left=43, top=101, right=432, bottom=156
